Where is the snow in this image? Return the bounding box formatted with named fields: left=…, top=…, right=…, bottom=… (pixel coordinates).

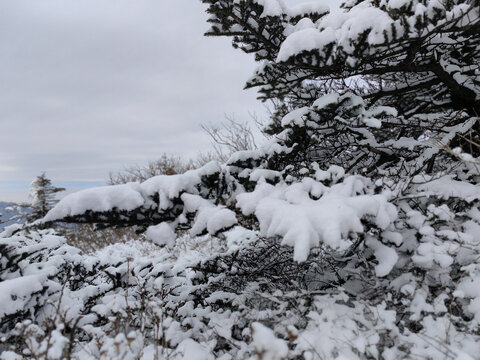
left=366, top=236, right=398, bottom=277
left=237, top=175, right=397, bottom=261
left=192, top=206, right=238, bottom=236
left=287, top=2, right=329, bottom=18
left=382, top=230, right=403, bottom=246
left=284, top=17, right=316, bottom=36
left=312, top=92, right=340, bottom=108
left=249, top=168, right=282, bottom=182
left=0, top=223, right=23, bottom=238
left=277, top=1, right=408, bottom=64
left=387, top=0, right=413, bottom=10
left=248, top=0, right=329, bottom=19
left=416, top=175, right=480, bottom=202
left=181, top=194, right=237, bottom=236
left=0, top=352, right=22, bottom=360
left=454, top=265, right=480, bottom=322
left=277, top=27, right=336, bottom=62
left=175, top=339, right=214, bottom=360
left=362, top=116, right=382, bottom=128
left=0, top=202, right=27, bottom=233
left=250, top=322, right=288, bottom=360
left=44, top=162, right=224, bottom=222
left=0, top=274, right=48, bottom=318
left=3, top=204, right=480, bottom=359
left=2, top=0, right=480, bottom=358
left=145, top=222, right=176, bottom=248
left=295, top=294, right=394, bottom=359
left=314, top=164, right=345, bottom=182
left=280, top=106, right=309, bottom=126
left=227, top=142, right=291, bottom=165
left=251, top=0, right=285, bottom=17
left=44, top=182, right=145, bottom=221
left=141, top=162, right=222, bottom=210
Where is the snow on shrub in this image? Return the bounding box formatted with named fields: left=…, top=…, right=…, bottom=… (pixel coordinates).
left=237, top=174, right=397, bottom=261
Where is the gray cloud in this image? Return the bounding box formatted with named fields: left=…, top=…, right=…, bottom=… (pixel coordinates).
left=0, top=0, right=338, bottom=201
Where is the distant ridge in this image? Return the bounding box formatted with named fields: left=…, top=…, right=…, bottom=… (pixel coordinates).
left=0, top=201, right=28, bottom=232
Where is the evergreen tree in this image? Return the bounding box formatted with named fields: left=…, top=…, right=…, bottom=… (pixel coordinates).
left=40, top=0, right=480, bottom=247
left=203, top=0, right=480, bottom=177
left=28, top=172, right=65, bottom=221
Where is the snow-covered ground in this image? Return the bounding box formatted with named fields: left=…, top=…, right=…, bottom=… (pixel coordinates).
left=2, top=160, right=480, bottom=359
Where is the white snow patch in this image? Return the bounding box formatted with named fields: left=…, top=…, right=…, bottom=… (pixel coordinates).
left=417, top=176, right=480, bottom=202
left=0, top=274, right=48, bottom=318
left=44, top=183, right=145, bottom=221
left=366, top=236, right=398, bottom=277
left=175, top=338, right=214, bottom=360
left=145, top=223, right=176, bottom=248
left=236, top=175, right=396, bottom=261
left=251, top=322, right=288, bottom=360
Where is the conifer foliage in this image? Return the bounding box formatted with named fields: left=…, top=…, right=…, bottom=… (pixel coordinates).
left=204, top=0, right=480, bottom=175
left=28, top=172, right=65, bottom=221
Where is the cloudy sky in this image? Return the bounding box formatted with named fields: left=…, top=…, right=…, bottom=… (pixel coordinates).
left=0, top=0, right=336, bottom=202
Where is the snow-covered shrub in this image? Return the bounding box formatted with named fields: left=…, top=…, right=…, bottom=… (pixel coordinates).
left=2, top=223, right=480, bottom=359
left=0, top=230, right=198, bottom=359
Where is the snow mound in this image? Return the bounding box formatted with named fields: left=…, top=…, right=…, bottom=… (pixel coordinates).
left=145, top=222, right=176, bottom=248
left=0, top=274, right=49, bottom=318
left=44, top=162, right=224, bottom=222
left=44, top=183, right=145, bottom=221
left=251, top=322, right=288, bottom=360
left=416, top=175, right=480, bottom=202
left=237, top=175, right=397, bottom=261
left=181, top=193, right=238, bottom=236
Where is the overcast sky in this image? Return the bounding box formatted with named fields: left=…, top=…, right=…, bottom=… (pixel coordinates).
left=0, top=0, right=337, bottom=202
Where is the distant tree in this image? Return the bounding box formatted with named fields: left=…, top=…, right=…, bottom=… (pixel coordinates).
left=28, top=173, right=65, bottom=221
left=108, top=153, right=195, bottom=185
left=201, top=115, right=259, bottom=162
left=109, top=116, right=260, bottom=185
